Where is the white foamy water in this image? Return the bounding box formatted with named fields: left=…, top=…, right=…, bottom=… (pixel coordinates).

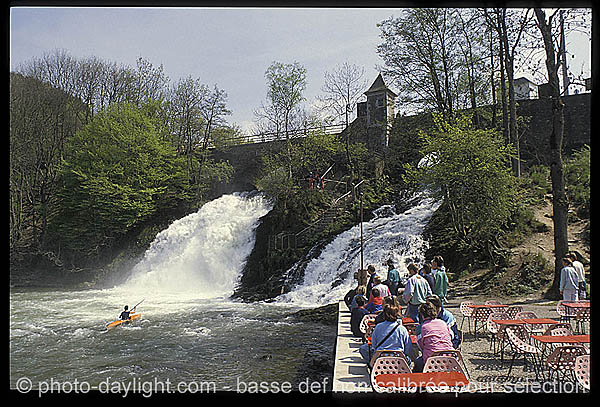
left=278, top=196, right=439, bottom=306
left=122, top=192, right=272, bottom=299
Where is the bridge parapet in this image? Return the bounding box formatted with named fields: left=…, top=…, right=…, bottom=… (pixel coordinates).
left=221, top=123, right=346, bottom=147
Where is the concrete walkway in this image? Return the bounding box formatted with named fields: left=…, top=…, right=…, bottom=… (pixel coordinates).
left=332, top=300, right=372, bottom=393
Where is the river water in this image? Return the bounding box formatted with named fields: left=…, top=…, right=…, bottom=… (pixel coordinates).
left=10, top=192, right=436, bottom=395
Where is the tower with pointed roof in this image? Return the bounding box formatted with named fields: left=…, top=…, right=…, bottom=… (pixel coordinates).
left=356, top=73, right=397, bottom=148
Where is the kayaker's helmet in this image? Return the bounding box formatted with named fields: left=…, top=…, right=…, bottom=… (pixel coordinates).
left=124, top=305, right=129, bottom=311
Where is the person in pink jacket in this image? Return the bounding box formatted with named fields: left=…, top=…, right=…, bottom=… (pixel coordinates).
left=412, top=301, right=454, bottom=372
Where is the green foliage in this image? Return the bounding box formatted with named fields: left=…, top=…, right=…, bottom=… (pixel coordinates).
left=417, top=113, right=517, bottom=268
left=256, top=131, right=367, bottom=202
left=564, top=145, right=590, bottom=219
left=421, top=114, right=517, bottom=242
left=53, top=102, right=189, bottom=255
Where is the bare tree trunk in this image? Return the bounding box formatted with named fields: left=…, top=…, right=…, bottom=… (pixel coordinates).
left=534, top=8, right=570, bottom=299
left=499, top=12, right=521, bottom=178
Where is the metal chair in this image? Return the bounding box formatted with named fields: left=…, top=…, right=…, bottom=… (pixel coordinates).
left=504, top=326, right=541, bottom=381
left=370, top=356, right=414, bottom=393
left=574, top=354, right=590, bottom=391
left=575, top=307, right=590, bottom=334
left=545, top=345, right=587, bottom=383
left=506, top=305, right=523, bottom=319
left=556, top=300, right=576, bottom=323
left=514, top=311, right=537, bottom=319
left=515, top=311, right=545, bottom=335
left=459, top=301, right=474, bottom=334
left=430, top=349, right=470, bottom=380
left=486, top=311, right=508, bottom=355
left=423, top=355, right=466, bottom=375
left=369, top=349, right=409, bottom=369
left=422, top=355, right=469, bottom=393
left=542, top=323, right=573, bottom=336
left=471, top=307, right=493, bottom=339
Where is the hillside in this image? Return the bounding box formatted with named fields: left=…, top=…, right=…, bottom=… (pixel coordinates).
left=450, top=194, right=590, bottom=301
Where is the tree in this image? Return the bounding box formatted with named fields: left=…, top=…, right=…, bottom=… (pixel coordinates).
left=377, top=9, right=460, bottom=117
left=417, top=113, right=516, bottom=266
left=264, top=61, right=307, bottom=178
left=168, top=76, right=208, bottom=179
left=317, top=62, right=367, bottom=180
left=533, top=8, right=570, bottom=299
left=9, top=73, right=87, bottom=251
left=198, top=84, right=231, bottom=169
left=483, top=8, right=533, bottom=178
left=54, top=102, right=188, bottom=258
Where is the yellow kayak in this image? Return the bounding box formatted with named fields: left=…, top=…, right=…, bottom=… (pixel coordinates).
left=106, top=313, right=142, bottom=330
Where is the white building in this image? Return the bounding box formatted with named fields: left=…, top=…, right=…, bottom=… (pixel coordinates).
left=514, top=77, right=539, bottom=100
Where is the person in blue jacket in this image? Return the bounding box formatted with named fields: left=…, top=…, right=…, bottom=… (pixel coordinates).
left=359, top=303, right=413, bottom=365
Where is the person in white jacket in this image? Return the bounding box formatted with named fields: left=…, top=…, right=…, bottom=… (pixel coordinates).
left=559, top=257, right=580, bottom=301
left=568, top=253, right=586, bottom=300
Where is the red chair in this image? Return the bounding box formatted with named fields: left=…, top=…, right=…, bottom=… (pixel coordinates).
left=504, top=326, right=540, bottom=380
left=471, top=307, right=493, bottom=339
left=459, top=301, right=474, bottom=334
left=574, top=354, right=590, bottom=391
left=430, top=349, right=470, bottom=380
left=546, top=345, right=587, bottom=384
left=575, top=307, right=590, bottom=334
left=370, top=356, right=414, bottom=393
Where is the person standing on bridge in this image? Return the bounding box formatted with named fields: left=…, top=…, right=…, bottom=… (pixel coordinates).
left=403, top=263, right=432, bottom=323
left=385, top=259, right=400, bottom=296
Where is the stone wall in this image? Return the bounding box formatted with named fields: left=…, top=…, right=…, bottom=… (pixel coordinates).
left=518, top=92, right=591, bottom=165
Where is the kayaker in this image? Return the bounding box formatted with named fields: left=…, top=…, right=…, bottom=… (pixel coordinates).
left=119, top=304, right=137, bottom=320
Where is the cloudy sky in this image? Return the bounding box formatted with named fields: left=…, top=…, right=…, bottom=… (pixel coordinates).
left=9, top=6, right=592, bottom=134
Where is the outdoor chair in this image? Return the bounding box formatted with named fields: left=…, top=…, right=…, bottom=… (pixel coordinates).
left=459, top=301, right=474, bottom=334
left=471, top=307, right=493, bottom=339
left=574, top=354, right=590, bottom=391
left=359, top=314, right=377, bottom=335
left=556, top=300, right=576, bottom=323
left=575, top=307, right=590, bottom=334
left=504, top=326, right=541, bottom=381
left=515, top=311, right=545, bottom=335
left=545, top=345, right=587, bottom=384
left=370, top=356, right=414, bottom=393
left=430, top=349, right=470, bottom=380
left=423, top=355, right=466, bottom=375
left=514, top=311, right=537, bottom=319
left=486, top=311, right=509, bottom=356
left=369, top=349, right=409, bottom=369
left=542, top=323, right=573, bottom=336
left=422, top=355, right=469, bottom=393
left=506, top=305, right=523, bottom=319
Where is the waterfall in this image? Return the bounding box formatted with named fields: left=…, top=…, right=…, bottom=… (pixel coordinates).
left=277, top=195, right=439, bottom=307
left=122, top=192, right=273, bottom=299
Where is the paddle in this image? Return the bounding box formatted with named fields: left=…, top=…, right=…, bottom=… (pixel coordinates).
left=131, top=299, right=145, bottom=313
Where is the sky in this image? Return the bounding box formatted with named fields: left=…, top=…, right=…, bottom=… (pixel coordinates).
left=9, top=6, right=592, bottom=135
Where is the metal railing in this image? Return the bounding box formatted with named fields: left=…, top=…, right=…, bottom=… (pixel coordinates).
left=267, top=176, right=366, bottom=251
left=222, top=123, right=346, bottom=146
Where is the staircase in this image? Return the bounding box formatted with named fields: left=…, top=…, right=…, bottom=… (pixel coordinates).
left=268, top=171, right=363, bottom=251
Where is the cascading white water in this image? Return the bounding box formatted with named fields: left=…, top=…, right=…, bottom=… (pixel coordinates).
left=122, top=192, right=272, bottom=299
left=278, top=195, right=440, bottom=307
